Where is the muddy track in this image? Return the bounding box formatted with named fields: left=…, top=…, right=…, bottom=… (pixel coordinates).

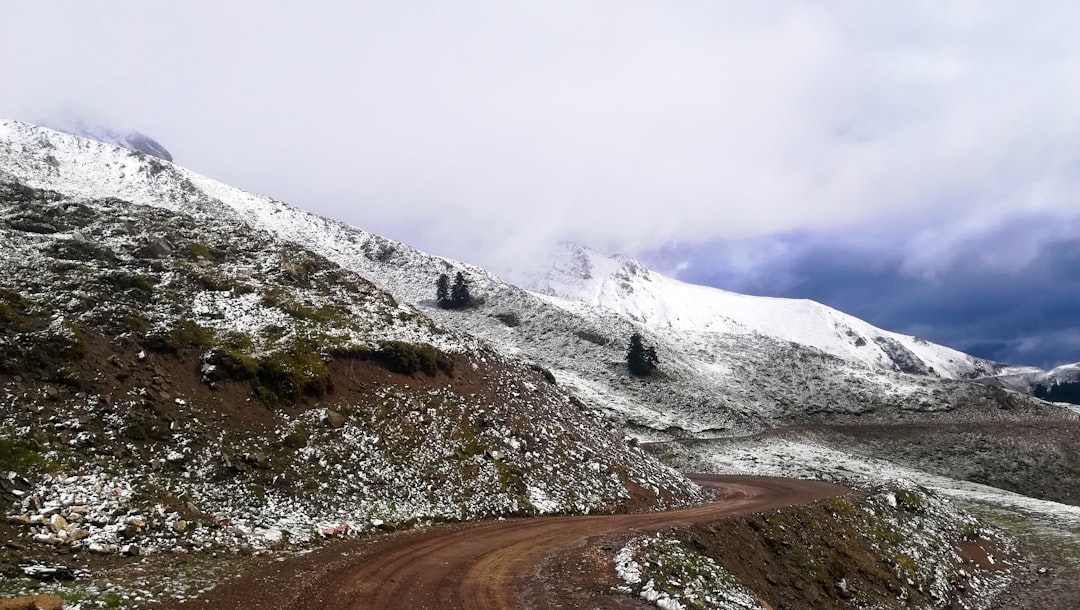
left=170, top=475, right=846, bottom=609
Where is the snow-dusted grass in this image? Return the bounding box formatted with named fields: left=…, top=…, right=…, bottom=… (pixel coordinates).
left=614, top=534, right=764, bottom=610
left=664, top=435, right=1080, bottom=533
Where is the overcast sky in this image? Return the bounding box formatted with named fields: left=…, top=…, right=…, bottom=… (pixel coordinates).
left=2, top=2, right=1079, bottom=366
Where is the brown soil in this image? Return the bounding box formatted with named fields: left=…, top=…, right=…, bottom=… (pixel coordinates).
left=0, top=596, right=62, bottom=610
left=162, top=475, right=847, bottom=609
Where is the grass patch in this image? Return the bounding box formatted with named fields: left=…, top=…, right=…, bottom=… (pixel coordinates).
left=143, top=319, right=215, bottom=353
left=0, top=438, right=46, bottom=472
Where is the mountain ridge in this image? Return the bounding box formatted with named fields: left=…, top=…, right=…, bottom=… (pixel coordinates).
left=1, top=118, right=1069, bottom=440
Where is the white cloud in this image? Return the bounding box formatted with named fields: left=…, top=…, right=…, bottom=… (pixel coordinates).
left=3, top=1, right=1080, bottom=271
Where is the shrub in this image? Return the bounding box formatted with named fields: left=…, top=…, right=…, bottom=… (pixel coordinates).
left=493, top=312, right=521, bottom=327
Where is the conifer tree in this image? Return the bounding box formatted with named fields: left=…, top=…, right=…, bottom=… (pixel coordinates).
left=627, top=332, right=659, bottom=376
left=436, top=273, right=451, bottom=308
left=450, top=272, right=471, bottom=309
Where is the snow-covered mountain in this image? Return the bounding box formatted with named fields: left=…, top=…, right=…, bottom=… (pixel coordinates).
left=990, top=362, right=1080, bottom=403
left=524, top=241, right=999, bottom=380
left=0, top=118, right=1067, bottom=439
left=43, top=118, right=173, bottom=161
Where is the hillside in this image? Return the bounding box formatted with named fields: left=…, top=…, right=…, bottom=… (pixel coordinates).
left=0, top=152, right=705, bottom=603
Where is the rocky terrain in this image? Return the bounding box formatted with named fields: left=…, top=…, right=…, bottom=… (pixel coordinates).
left=1, top=119, right=1078, bottom=608
left=0, top=173, right=703, bottom=605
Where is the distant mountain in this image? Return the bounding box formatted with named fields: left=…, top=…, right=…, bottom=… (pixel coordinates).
left=989, top=362, right=1080, bottom=403
left=522, top=241, right=1001, bottom=380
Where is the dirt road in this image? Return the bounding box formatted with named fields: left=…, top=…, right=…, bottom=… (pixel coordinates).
left=170, top=475, right=847, bottom=609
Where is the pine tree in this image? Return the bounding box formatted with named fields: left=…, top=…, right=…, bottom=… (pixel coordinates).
left=627, top=332, right=658, bottom=376
left=436, top=273, right=451, bottom=308
left=450, top=272, right=471, bottom=309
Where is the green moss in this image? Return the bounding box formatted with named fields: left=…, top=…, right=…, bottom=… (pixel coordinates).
left=894, top=488, right=924, bottom=511
left=47, top=239, right=117, bottom=264
left=370, top=341, right=455, bottom=377
left=254, top=348, right=331, bottom=404
left=120, top=310, right=150, bottom=335
left=894, top=553, right=918, bottom=577
left=204, top=332, right=259, bottom=380
left=830, top=497, right=858, bottom=517
left=143, top=319, right=215, bottom=353
left=283, top=424, right=310, bottom=449
left=0, top=438, right=45, bottom=472
left=104, top=272, right=156, bottom=300
left=0, top=291, right=33, bottom=333
left=279, top=300, right=348, bottom=325
left=188, top=241, right=220, bottom=262
left=194, top=273, right=252, bottom=294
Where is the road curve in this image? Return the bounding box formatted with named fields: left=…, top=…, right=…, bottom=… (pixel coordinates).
left=172, top=475, right=847, bottom=610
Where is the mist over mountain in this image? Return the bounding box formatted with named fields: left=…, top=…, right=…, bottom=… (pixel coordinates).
left=43, top=117, right=173, bottom=162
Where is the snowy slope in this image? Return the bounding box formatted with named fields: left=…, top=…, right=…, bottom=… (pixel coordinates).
left=0, top=119, right=1062, bottom=437
left=991, top=362, right=1080, bottom=403
left=523, top=242, right=1000, bottom=380
left=42, top=118, right=174, bottom=161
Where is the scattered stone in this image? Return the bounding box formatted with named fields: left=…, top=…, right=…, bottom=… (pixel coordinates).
left=173, top=520, right=188, bottom=533
left=48, top=514, right=67, bottom=533
left=325, top=409, right=347, bottom=429
left=143, top=234, right=173, bottom=257
left=121, top=544, right=141, bottom=556
left=241, top=452, right=268, bottom=467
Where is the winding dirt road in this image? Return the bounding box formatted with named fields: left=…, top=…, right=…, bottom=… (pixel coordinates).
left=171, top=475, right=847, bottom=610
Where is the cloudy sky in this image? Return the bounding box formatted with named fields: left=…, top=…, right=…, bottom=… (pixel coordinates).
left=3, top=1, right=1079, bottom=367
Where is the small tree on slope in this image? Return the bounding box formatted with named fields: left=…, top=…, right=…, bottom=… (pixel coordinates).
left=436, top=272, right=472, bottom=310
left=436, top=273, right=451, bottom=308
left=627, top=332, right=658, bottom=376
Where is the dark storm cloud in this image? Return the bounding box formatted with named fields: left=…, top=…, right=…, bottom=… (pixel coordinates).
left=652, top=216, right=1080, bottom=368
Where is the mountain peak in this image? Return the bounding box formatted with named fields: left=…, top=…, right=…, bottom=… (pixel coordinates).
left=43, top=117, right=173, bottom=162
left=520, top=241, right=653, bottom=302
